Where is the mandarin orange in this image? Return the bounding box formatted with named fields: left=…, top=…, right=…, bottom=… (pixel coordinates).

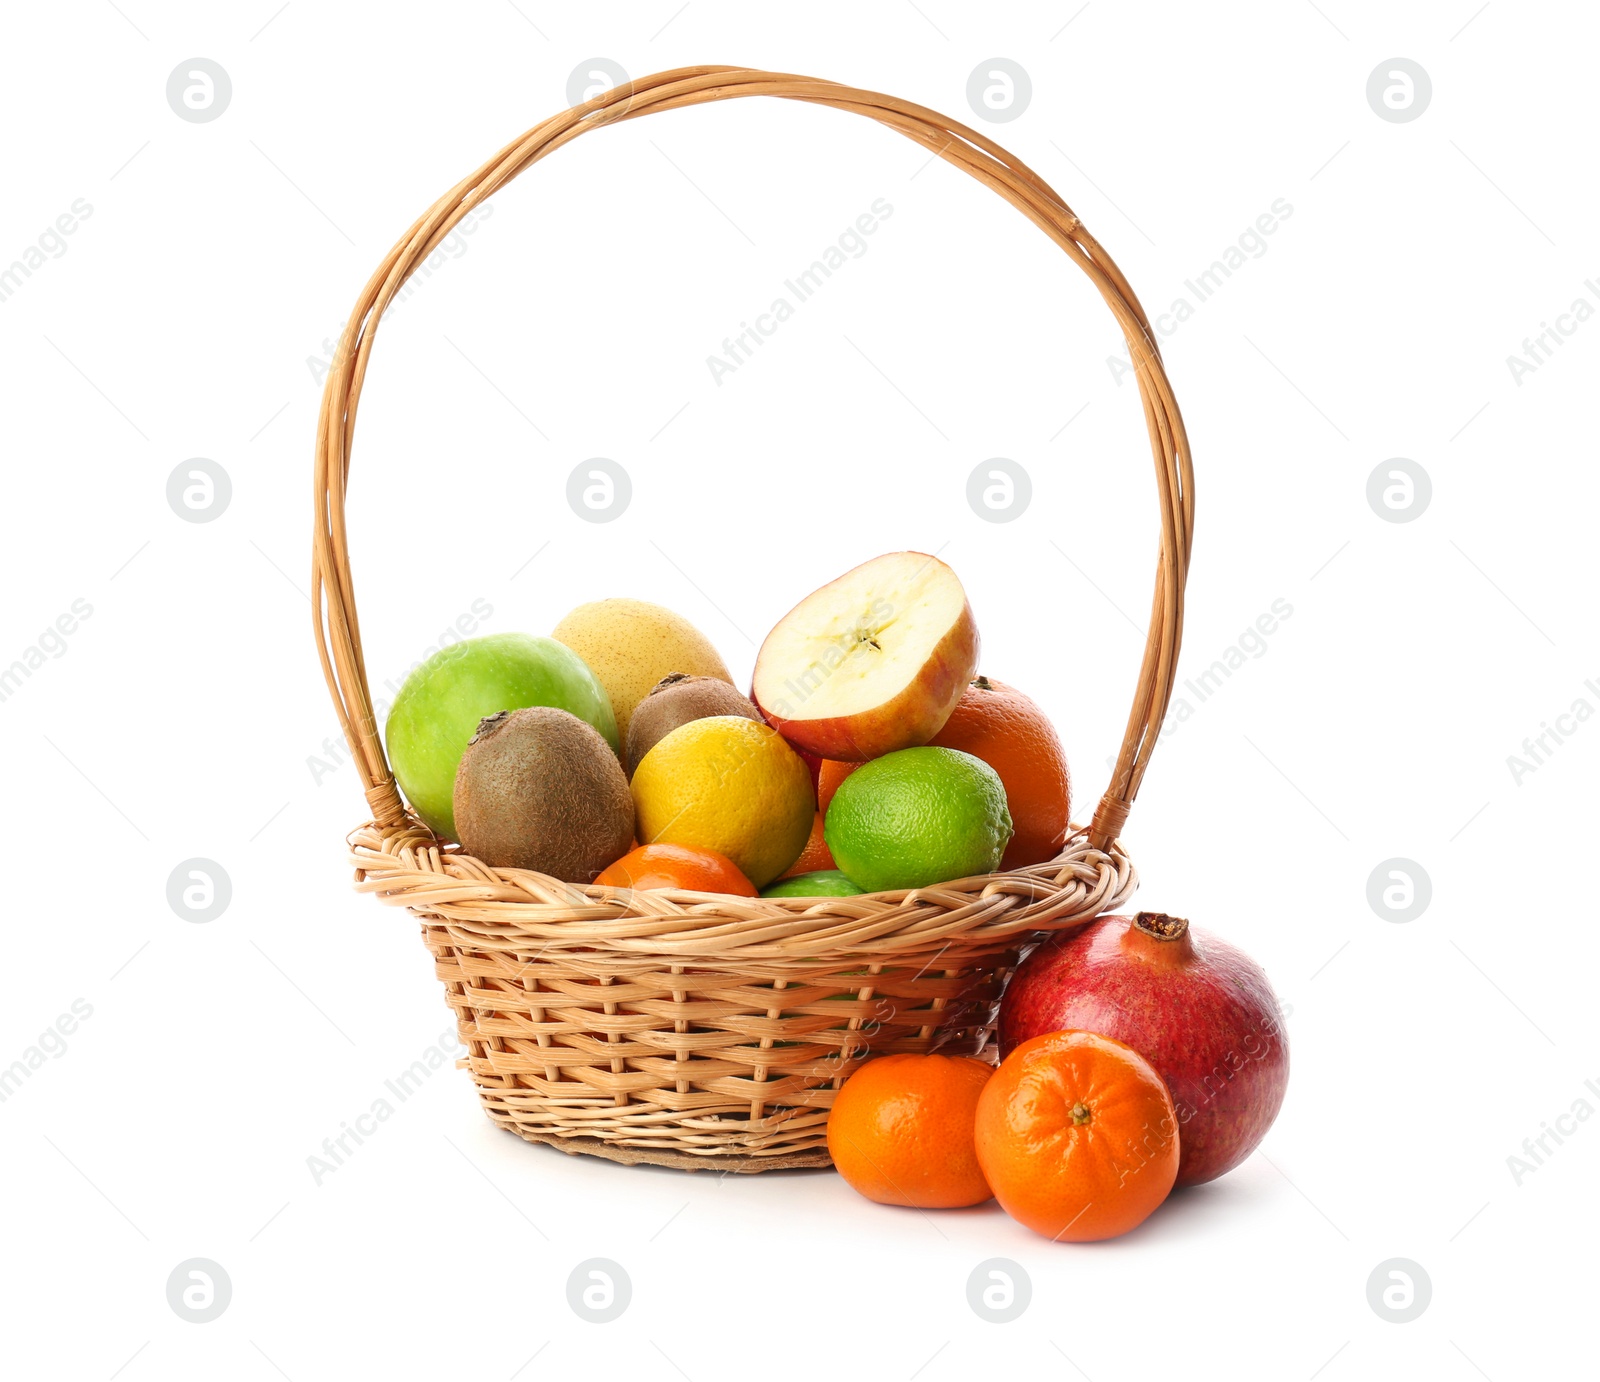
left=827, top=1053, right=994, bottom=1208
left=594, top=843, right=757, bottom=896
left=974, top=1030, right=1178, bottom=1241
left=778, top=812, right=835, bottom=879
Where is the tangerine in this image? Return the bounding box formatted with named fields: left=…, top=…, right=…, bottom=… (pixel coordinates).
left=778, top=812, right=835, bottom=878
left=827, top=1053, right=994, bottom=1208
left=974, top=1030, right=1179, bottom=1241
left=594, top=843, right=757, bottom=896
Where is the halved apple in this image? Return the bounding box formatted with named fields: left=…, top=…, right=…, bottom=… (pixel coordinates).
left=752, top=552, right=979, bottom=761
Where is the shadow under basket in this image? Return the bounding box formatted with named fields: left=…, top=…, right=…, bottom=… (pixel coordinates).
left=316, top=67, right=1193, bottom=1171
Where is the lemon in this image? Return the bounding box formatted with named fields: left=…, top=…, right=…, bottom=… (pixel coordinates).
left=631, top=716, right=814, bottom=887
left=825, top=747, right=1012, bottom=892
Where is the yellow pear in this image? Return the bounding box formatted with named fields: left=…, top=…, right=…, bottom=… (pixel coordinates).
left=551, top=599, right=735, bottom=750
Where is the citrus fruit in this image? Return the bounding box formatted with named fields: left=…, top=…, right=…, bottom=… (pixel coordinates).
left=816, top=759, right=859, bottom=813
left=975, top=1030, right=1179, bottom=1242
left=827, top=1053, right=994, bottom=1208
left=594, top=842, right=756, bottom=896
left=824, top=747, right=1012, bottom=892
left=630, top=716, right=813, bottom=887
left=761, top=870, right=864, bottom=898
left=626, top=674, right=760, bottom=776
left=778, top=812, right=834, bottom=879
left=929, top=675, right=1071, bottom=869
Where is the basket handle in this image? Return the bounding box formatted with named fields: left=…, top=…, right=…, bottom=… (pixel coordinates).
left=313, top=66, right=1193, bottom=853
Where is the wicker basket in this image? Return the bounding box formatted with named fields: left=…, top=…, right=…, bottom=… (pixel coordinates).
left=312, top=66, right=1193, bottom=1172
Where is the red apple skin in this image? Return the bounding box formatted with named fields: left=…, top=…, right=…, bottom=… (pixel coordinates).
left=998, top=913, right=1289, bottom=1187
left=755, top=602, right=980, bottom=761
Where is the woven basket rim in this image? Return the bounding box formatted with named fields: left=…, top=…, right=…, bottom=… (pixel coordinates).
left=353, top=816, right=1136, bottom=959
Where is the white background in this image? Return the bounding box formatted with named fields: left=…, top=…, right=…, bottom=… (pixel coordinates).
left=1, top=1, right=1594, bottom=1378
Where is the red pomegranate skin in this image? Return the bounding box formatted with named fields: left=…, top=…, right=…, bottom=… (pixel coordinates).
left=998, top=913, right=1289, bottom=1186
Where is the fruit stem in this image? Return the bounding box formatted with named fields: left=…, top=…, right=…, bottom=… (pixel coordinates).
left=469, top=710, right=511, bottom=745
left=1134, top=911, right=1190, bottom=941
left=1070, top=1101, right=1093, bottom=1125
left=972, top=675, right=994, bottom=691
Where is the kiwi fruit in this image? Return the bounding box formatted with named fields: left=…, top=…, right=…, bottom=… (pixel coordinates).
left=625, top=672, right=762, bottom=776
left=453, top=706, right=634, bottom=883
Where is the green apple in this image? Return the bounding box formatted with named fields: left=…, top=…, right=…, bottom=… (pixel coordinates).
left=386, top=632, right=617, bottom=841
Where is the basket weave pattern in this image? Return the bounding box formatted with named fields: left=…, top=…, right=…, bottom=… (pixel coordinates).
left=314, top=67, right=1193, bottom=1170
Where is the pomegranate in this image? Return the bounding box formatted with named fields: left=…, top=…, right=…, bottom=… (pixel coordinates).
left=998, top=911, right=1288, bottom=1186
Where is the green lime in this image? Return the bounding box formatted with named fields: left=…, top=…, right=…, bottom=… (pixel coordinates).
left=760, top=870, right=866, bottom=899
left=824, top=746, right=1012, bottom=892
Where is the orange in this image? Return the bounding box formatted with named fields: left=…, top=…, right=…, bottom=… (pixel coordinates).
left=594, top=843, right=757, bottom=896
left=827, top=1053, right=994, bottom=1208
left=816, top=759, right=859, bottom=813
left=778, top=812, right=835, bottom=879
left=975, top=1030, right=1179, bottom=1242
left=929, top=676, right=1071, bottom=869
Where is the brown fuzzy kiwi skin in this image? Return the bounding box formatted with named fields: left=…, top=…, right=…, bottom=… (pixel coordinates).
left=624, top=673, right=762, bottom=777
left=453, top=706, right=634, bottom=883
